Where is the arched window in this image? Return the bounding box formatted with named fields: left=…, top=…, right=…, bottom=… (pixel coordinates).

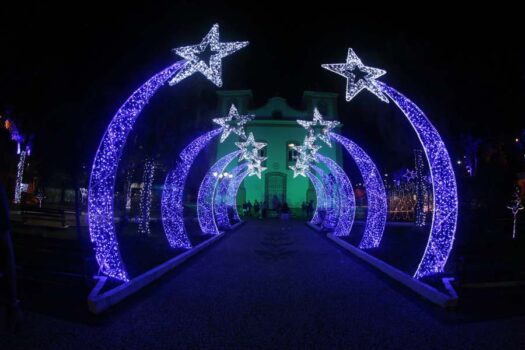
left=286, top=140, right=300, bottom=167
left=257, top=139, right=268, bottom=166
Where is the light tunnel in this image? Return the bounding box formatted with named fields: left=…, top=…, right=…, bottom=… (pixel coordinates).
left=88, top=55, right=457, bottom=283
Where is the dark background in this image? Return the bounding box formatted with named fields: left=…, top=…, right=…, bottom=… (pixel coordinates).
left=1, top=2, right=524, bottom=182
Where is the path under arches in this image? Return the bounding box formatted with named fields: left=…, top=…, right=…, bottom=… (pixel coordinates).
left=2, top=220, right=525, bottom=348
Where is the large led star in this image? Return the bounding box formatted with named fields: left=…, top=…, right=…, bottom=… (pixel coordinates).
left=235, top=132, right=267, bottom=162
left=322, top=48, right=389, bottom=103
left=169, top=24, right=249, bottom=87
left=297, top=108, right=340, bottom=147
left=213, top=104, right=254, bottom=143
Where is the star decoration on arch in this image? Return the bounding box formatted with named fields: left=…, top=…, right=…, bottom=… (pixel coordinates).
left=322, top=48, right=389, bottom=103
left=293, top=136, right=321, bottom=164
left=247, top=159, right=267, bottom=179
left=297, top=108, right=340, bottom=147
left=169, top=24, right=249, bottom=87
left=288, top=136, right=320, bottom=178
left=213, top=104, right=255, bottom=143
left=235, top=132, right=267, bottom=162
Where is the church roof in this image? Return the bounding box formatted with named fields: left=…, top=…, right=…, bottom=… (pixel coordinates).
left=249, top=96, right=306, bottom=119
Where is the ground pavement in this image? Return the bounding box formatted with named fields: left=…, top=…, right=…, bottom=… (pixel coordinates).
left=2, top=219, right=525, bottom=349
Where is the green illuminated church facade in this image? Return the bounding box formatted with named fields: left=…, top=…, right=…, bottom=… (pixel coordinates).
left=215, top=90, right=343, bottom=213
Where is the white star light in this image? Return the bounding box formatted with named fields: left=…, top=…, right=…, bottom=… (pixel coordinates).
left=289, top=161, right=310, bottom=178
left=293, top=136, right=321, bottom=164
left=403, top=169, right=417, bottom=182
left=235, top=132, right=267, bottom=162
left=169, top=24, right=249, bottom=87
left=288, top=136, right=321, bottom=178
left=247, top=159, right=267, bottom=179
left=322, top=48, right=389, bottom=103
left=212, top=104, right=255, bottom=143
left=297, top=108, right=340, bottom=147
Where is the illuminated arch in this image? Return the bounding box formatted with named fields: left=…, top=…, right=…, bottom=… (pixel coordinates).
left=330, top=133, right=387, bottom=249
left=214, top=163, right=247, bottom=229
left=316, top=154, right=356, bottom=236
left=161, top=128, right=223, bottom=249
left=378, top=82, right=458, bottom=278
left=305, top=171, right=326, bottom=225
left=88, top=61, right=186, bottom=281
left=310, top=165, right=339, bottom=229
left=197, top=151, right=241, bottom=235
left=227, top=169, right=250, bottom=222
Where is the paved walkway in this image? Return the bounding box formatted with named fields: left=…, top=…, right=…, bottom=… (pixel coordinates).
left=2, top=220, right=525, bottom=348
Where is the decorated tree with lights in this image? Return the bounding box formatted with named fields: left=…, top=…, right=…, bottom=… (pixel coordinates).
left=507, top=187, right=524, bottom=239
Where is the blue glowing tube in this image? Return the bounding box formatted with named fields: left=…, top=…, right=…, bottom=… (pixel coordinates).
left=198, top=151, right=241, bottom=234
left=161, top=128, right=222, bottom=248
left=317, top=154, right=356, bottom=237
left=379, top=82, right=458, bottom=279
left=88, top=61, right=185, bottom=281
left=330, top=133, right=387, bottom=249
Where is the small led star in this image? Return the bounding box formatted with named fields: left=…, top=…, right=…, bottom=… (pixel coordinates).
left=235, top=132, right=267, bottom=162
left=212, top=104, right=255, bottom=143
left=403, top=169, right=417, bottom=182
left=289, top=161, right=310, bottom=178
left=297, top=108, right=340, bottom=147
left=169, top=24, right=249, bottom=87
left=247, top=159, right=267, bottom=179
left=322, top=48, right=389, bottom=103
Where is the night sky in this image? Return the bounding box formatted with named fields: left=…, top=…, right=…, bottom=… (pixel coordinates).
left=2, top=2, right=524, bottom=178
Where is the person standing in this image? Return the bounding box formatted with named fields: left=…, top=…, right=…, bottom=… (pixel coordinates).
left=307, top=200, right=314, bottom=219
left=246, top=200, right=253, bottom=216
left=254, top=200, right=260, bottom=219
left=0, top=185, right=22, bottom=332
